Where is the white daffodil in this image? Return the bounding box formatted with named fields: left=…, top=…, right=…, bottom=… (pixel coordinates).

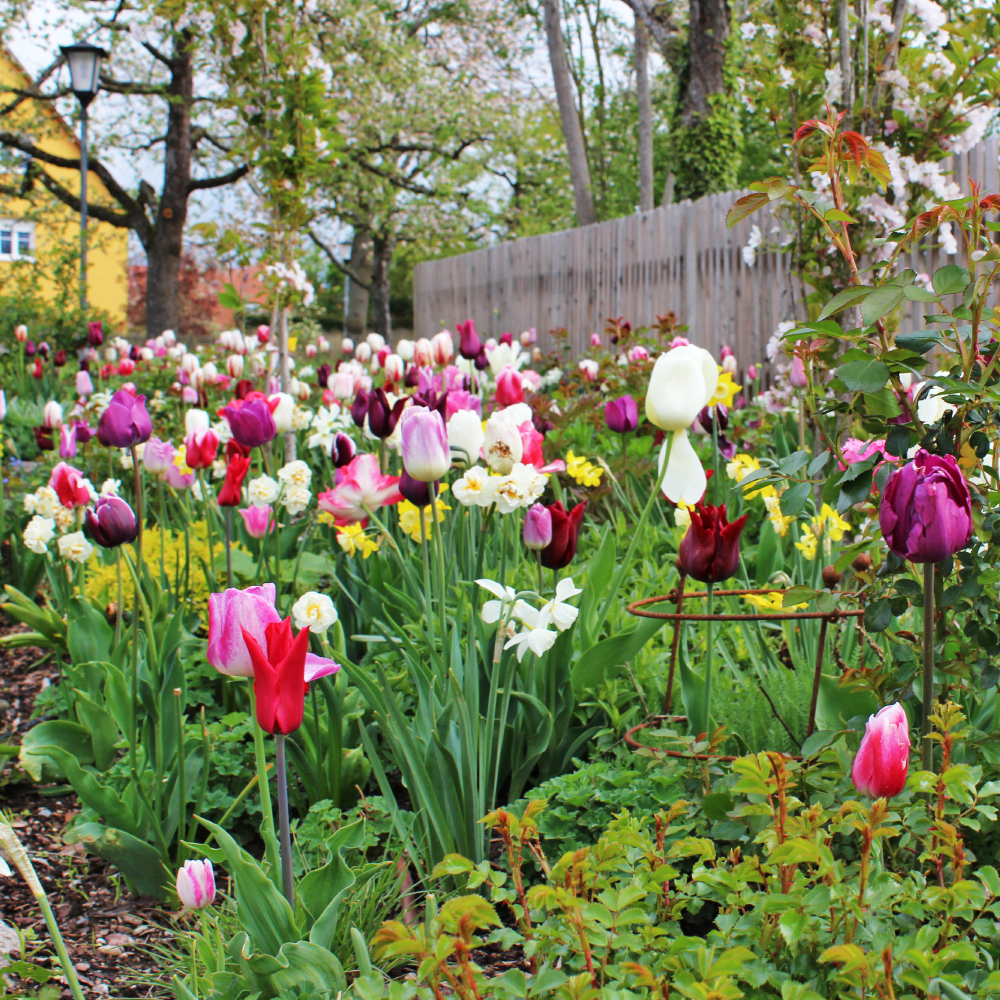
left=100, top=479, right=122, bottom=497
left=291, top=591, right=338, bottom=633
left=23, top=516, right=55, bottom=554
left=493, top=463, right=546, bottom=514
left=58, top=531, right=94, bottom=564
left=477, top=578, right=518, bottom=623
left=454, top=467, right=499, bottom=507
left=504, top=604, right=558, bottom=661
left=538, top=577, right=583, bottom=631
left=248, top=475, right=280, bottom=508
left=278, top=460, right=313, bottom=488
left=282, top=484, right=312, bottom=515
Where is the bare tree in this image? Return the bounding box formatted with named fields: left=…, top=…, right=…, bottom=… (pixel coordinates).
left=635, top=19, right=653, bottom=212
left=543, top=0, right=596, bottom=226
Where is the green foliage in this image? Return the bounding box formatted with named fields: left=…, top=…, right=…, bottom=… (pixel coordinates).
left=671, top=98, right=743, bottom=203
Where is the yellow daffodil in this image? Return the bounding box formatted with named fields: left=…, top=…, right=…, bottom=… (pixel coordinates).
left=795, top=523, right=818, bottom=561
left=675, top=500, right=695, bottom=528
left=725, top=453, right=774, bottom=499
left=398, top=494, right=451, bottom=542
left=763, top=495, right=794, bottom=537
left=812, top=503, right=851, bottom=542
left=745, top=591, right=808, bottom=612
left=566, top=450, right=604, bottom=487
left=710, top=370, right=742, bottom=409
left=336, top=522, right=380, bottom=558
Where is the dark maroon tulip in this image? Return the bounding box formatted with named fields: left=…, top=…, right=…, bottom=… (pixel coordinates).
left=677, top=502, right=748, bottom=583
left=87, top=321, right=104, bottom=347
left=399, top=469, right=431, bottom=507
left=74, top=421, right=93, bottom=445
left=605, top=395, right=638, bottom=434
left=317, top=363, right=331, bottom=388
left=533, top=413, right=554, bottom=436
left=879, top=449, right=972, bottom=563
left=540, top=501, right=586, bottom=569
left=130, top=345, right=141, bottom=362
left=499, top=332, right=513, bottom=346
left=33, top=426, right=53, bottom=451
left=37, top=342, right=50, bottom=360
left=474, top=346, right=489, bottom=371
left=456, top=319, right=481, bottom=361
left=331, top=432, right=356, bottom=468
left=413, top=387, right=448, bottom=420
left=84, top=496, right=138, bottom=548
left=97, top=389, right=152, bottom=448
left=351, top=389, right=370, bottom=428
left=24, top=340, right=35, bottom=357
left=79, top=357, right=90, bottom=372
left=367, top=389, right=407, bottom=439
left=404, top=365, right=420, bottom=388
left=235, top=378, right=255, bottom=400
left=222, top=398, right=276, bottom=449
left=53, top=350, right=67, bottom=368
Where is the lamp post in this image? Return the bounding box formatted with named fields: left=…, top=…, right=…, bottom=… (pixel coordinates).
left=60, top=42, right=107, bottom=315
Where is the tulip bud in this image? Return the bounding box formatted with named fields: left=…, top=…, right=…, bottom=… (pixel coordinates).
left=400, top=406, right=450, bottom=483
left=54, top=350, right=67, bottom=368
left=384, top=353, right=404, bottom=383
left=24, top=340, right=36, bottom=357
left=15, top=324, right=27, bottom=343
left=456, top=320, right=481, bottom=360
left=748, top=364, right=758, bottom=380
left=176, top=859, right=216, bottom=910
left=84, top=496, right=138, bottom=548
left=366, top=333, right=386, bottom=352
left=851, top=703, right=911, bottom=799
left=227, top=354, right=245, bottom=378
left=523, top=503, right=552, bottom=550
left=431, top=331, right=454, bottom=366
left=268, top=393, right=295, bottom=434
left=605, top=395, right=638, bottom=434
left=499, top=332, right=513, bottom=346
left=677, top=502, right=748, bottom=583
left=413, top=338, right=433, bottom=367
left=341, top=337, right=354, bottom=355
left=87, top=321, right=103, bottom=347
left=399, top=469, right=431, bottom=507
left=0, top=391, right=7, bottom=422
left=306, top=343, right=318, bottom=359
left=239, top=504, right=274, bottom=538
left=331, top=432, right=356, bottom=467
left=540, top=501, right=586, bottom=569
left=355, top=342, right=372, bottom=363
left=494, top=365, right=524, bottom=407
left=257, top=325, right=271, bottom=344
left=42, top=400, right=63, bottom=428
left=589, top=332, right=602, bottom=349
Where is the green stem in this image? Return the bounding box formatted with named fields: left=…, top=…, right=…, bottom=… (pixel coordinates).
left=246, top=680, right=281, bottom=879
left=419, top=505, right=435, bottom=646
left=225, top=507, right=232, bottom=589
left=35, top=892, right=86, bottom=1000
left=115, top=548, right=122, bottom=649
left=275, top=732, right=294, bottom=909
left=700, top=582, right=714, bottom=736
left=430, top=481, right=448, bottom=647
left=158, top=481, right=167, bottom=590
left=122, top=551, right=158, bottom=668
left=175, top=688, right=187, bottom=865
left=923, top=561, right=936, bottom=770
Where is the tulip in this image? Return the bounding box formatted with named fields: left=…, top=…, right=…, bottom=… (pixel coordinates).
left=184, top=409, right=209, bottom=437
left=677, top=502, right=748, bottom=583
left=540, top=501, right=586, bottom=569
left=222, top=398, right=277, bottom=449
left=431, top=331, right=454, bottom=366
left=474, top=346, right=490, bottom=371
left=399, top=469, right=431, bottom=507
left=879, top=449, right=972, bottom=563
left=50, top=462, right=93, bottom=508
left=448, top=409, right=485, bottom=467
left=646, top=345, right=718, bottom=504
left=118, top=358, right=135, bottom=376
left=34, top=426, right=54, bottom=451
left=176, top=859, right=215, bottom=910
left=589, top=332, right=602, bottom=348
left=76, top=369, right=94, bottom=396
left=384, top=354, right=404, bottom=383
left=15, top=324, right=27, bottom=343
left=499, top=332, right=513, bottom=346
left=720, top=345, right=738, bottom=375
left=239, top=504, right=274, bottom=538
left=142, top=437, right=175, bottom=476
left=341, top=337, right=354, bottom=354
left=87, top=321, right=103, bottom=347
left=207, top=584, right=283, bottom=677
left=316, top=363, right=331, bottom=388
left=851, top=703, right=911, bottom=798
left=59, top=424, right=77, bottom=459
left=484, top=411, right=523, bottom=474
left=0, top=391, right=6, bottom=421
left=186, top=428, right=220, bottom=470
left=523, top=503, right=553, bottom=551
left=218, top=455, right=251, bottom=507
left=84, top=496, right=138, bottom=548
left=42, top=401, right=63, bottom=429
left=520, top=328, right=537, bottom=347
left=401, top=406, right=450, bottom=483
left=605, top=395, right=638, bottom=434
left=376, top=346, right=390, bottom=369
left=367, top=389, right=407, bottom=439
left=54, top=349, right=66, bottom=368
left=351, top=389, right=370, bottom=427
left=181, top=385, right=198, bottom=404
left=414, top=338, right=433, bottom=367
left=495, top=365, right=524, bottom=407
left=331, top=432, right=356, bottom=468
left=227, top=354, right=245, bottom=378
left=457, top=319, right=481, bottom=360
left=316, top=453, right=402, bottom=525
left=97, top=389, right=152, bottom=449
left=367, top=333, right=386, bottom=352
left=306, top=343, right=318, bottom=359
left=396, top=339, right=414, bottom=362
left=355, top=342, right=373, bottom=363
left=24, top=340, right=36, bottom=357
left=269, top=393, right=295, bottom=434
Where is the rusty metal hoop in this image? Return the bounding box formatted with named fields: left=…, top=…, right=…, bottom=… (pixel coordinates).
left=624, top=715, right=803, bottom=763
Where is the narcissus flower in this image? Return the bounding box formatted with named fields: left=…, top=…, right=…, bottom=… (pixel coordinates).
left=852, top=703, right=911, bottom=799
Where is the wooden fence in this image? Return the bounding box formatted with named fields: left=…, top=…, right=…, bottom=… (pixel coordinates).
left=413, top=136, right=1000, bottom=364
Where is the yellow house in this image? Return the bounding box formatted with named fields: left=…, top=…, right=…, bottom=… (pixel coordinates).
left=0, top=44, right=128, bottom=325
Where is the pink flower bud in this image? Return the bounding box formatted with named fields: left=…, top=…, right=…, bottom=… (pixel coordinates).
left=523, top=503, right=552, bottom=551
left=431, top=331, right=454, bottom=366
left=176, top=859, right=216, bottom=909
left=851, top=703, right=911, bottom=799
left=494, top=365, right=524, bottom=407
left=239, top=505, right=274, bottom=539
left=589, top=333, right=602, bottom=348
left=257, top=325, right=271, bottom=344
left=341, top=337, right=354, bottom=355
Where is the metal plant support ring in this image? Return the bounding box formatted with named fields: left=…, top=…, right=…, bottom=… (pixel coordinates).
left=625, top=587, right=866, bottom=753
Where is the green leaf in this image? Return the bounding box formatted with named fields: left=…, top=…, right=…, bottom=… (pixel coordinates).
left=726, top=192, right=770, bottom=228
left=782, top=586, right=817, bottom=607
left=836, top=358, right=890, bottom=393
left=864, top=599, right=892, bottom=633
left=778, top=450, right=810, bottom=475
left=779, top=909, right=808, bottom=946
left=895, top=330, right=943, bottom=354
left=808, top=451, right=831, bottom=476
left=824, top=208, right=857, bottom=223
left=863, top=387, right=902, bottom=418
left=67, top=597, right=113, bottom=665
left=932, top=265, right=970, bottom=295
left=903, top=285, right=940, bottom=302
left=800, top=730, right=838, bottom=759
left=578, top=527, right=617, bottom=649
left=860, top=285, right=905, bottom=325
left=815, top=675, right=877, bottom=732
left=72, top=691, right=119, bottom=772
left=572, top=615, right=663, bottom=694
left=780, top=480, right=811, bottom=517
left=817, top=285, right=873, bottom=321
left=66, top=822, right=170, bottom=899
left=302, top=821, right=369, bottom=949
left=19, top=722, right=95, bottom=782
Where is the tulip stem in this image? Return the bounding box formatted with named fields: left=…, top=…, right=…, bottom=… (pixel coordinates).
left=275, top=732, right=295, bottom=910
left=175, top=688, right=187, bottom=865
left=537, top=551, right=544, bottom=597
left=115, top=548, right=122, bottom=649
left=130, top=445, right=144, bottom=776
left=700, top=582, right=714, bottom=737
left=665, top=573, right=685, bottom=715
left=225, top=508, right=232, bottom=589
left=246, top=680, right=281, bottom=881
left=430, top=481, right=448, bottom=646
left=923, top=562, right=936, bottom=770
left=419, top=501, right=435, bottom=646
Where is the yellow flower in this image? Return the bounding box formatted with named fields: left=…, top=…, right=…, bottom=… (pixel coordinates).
left=398, top=494, right=451, bottom=542
left=675, top=500, right=694, bottom=528
left=173, top=451, right=194, bottom=477
left=745, top=591, right=807, bottom=612
left=764, top=495, right=794, bottom=537
left=725, top=453, right=774, bottom=499
left=795, top=523, right=818, bottom=561
left=336, top=523, right=380, bottom=558
left=710, top=370, right=742, bottom=409
left=959, top=441, right=978, bottom=471
left=812, top=503, right=851, bottom=542
left=566, top=450, right=603, bottom=487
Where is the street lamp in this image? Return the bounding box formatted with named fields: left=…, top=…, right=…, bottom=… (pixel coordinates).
left=60, top=42, right=107, bottom=314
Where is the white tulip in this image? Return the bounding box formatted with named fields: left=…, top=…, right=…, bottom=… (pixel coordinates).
left=448, top=409, right=485, bottom=467
left=269, top=393, right=295, bottom=433
left=185, top=408, right=210, bottom=435
left=484, top=410, right=523, bottom=474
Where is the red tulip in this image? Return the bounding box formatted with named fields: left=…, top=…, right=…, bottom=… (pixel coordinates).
left=677, top=502, right=748, bottom=583
left=185, top=427, right=220, bottom=470
left=852, top=703, right=911, bottom=798
left=540, top=501, right=586, bottom=569
left=49, top=462, right=94, bottom=509
left=242, top=618, right=311, bottom=735
left=218, top=454, right=251, bottom=506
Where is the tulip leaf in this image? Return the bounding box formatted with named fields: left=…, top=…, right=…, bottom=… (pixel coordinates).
left=932, top=264, right=970, bottom=295
left=65, top=822, right=170, bottom=899
left=836, top=358, right=890, bottom=394
left=572, top=615, right=663, bottom=694
left=779, top=480, right=811, bottom=517
left=19, top=723, right=96, bottom=783
left=67, top=596, right=113, bottom=666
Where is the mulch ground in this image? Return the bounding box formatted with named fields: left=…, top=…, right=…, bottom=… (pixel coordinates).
left=0, top=621, right=177, bottom=999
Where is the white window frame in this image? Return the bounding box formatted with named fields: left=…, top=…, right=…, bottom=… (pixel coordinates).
left=0, top=220, right=35, bottom=262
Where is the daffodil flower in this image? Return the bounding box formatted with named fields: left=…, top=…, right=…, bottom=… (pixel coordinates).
left=477, top=578, right=519, bottom=623
left=538, top=577, right=583, bottom=631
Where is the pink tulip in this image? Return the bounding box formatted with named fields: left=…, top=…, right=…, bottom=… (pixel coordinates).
left=627, top=345, right=649, bottom=363
left=59, top=424, right=77, bottom=459
left=316, top=453, right=402, bottom=526
left=143, top=437, right=176, bottom=476
left=182, top=385, right=199, bottom=404
left=669, top=336, right=690, bottom=349
left=495, top=365, right=524, bottom=407
left=207, top=583, right=339, bottom=680
left=851, top=703, right=911, bottom=799
left=401, top=407, right=450, bottom=483
left=589, top=333, right=602, bottom=348
left=76, top=369, right=94, bottom=396
left=413, top=338, right=433, bottom=367
left=176, top=860, right=215, bottom=909
left=239, top=504, right=274, bottom=538
left=431, top=331, right=454, bottom=366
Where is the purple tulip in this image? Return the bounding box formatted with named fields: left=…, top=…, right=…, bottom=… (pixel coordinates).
left=605, top=395, right=638, bottom=434
left=24, top=340, right=35, bottom=357
left=84, top=496, right=138, bottom=548
left=367, top=389, right=407, bottom=439
left=474, top=346, right=489, bottom=371
left=331, top=432, right=357, bottom=468
left=400, top=406, right=450, bottom=483
left=97, top=389, right=152, bottom=448
left=222, top=398, right=276, bottom=449
left=399, top=469, right=431, bottom=507
left=523, top=503, right=553, bottom=551
left=317, top=363, right=331, bottom=388
left=59, top=424, right=77, bottom=459
left=351, top=389, right=370, bottom=428
left=879, top=449, right=972, bottom=563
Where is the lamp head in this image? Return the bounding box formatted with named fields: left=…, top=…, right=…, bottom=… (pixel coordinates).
left=60, top=43, right=107, bottom=108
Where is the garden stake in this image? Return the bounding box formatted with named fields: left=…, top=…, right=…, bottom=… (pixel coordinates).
left=806, top=615, right=830, bottom=738
left=275, top=732, right=295, bottom=909
left=664, top=574, right=685, bottom=715
left=923, top=562, right=936, bottom=770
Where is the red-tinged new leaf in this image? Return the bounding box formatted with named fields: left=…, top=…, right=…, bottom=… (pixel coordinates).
left=839, top=130, right=868, bottom=168
left=794, top=120, right=823, bottom=142
left=726, top=191, right=769, bottom=229
left=981, top=194, right=1000, bottom=212
left=910, top=207, right=944, bottom=242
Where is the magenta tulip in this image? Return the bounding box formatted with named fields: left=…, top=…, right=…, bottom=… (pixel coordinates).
left=400, top=406, right=450, bottom=483
left=879, top=449, right=972, bottom=563
left=176, top=860, right=215, bottom=909
left=222, top=398, right=276, bottom=449
left=523, top=503, right=553, bottom=551
left=457, top=319, right=481, bottom=360
left=239, top=505, right=274, bottom=539
left=605, top=395, right=638, bottom=434
left=331, top=432, right=357, bottom=468
left=851, top=703, right=911, bottom=798
left=97, top=389, right=152, bottom=448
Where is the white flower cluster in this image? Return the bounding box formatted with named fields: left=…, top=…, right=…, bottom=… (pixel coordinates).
left=277, top=461, right=312, bottom=515
left=477, top=578, right=581, bottom=662
left=453, top=464, right=546, bottom=514
left=265, top=260, right=315, bottom=307
left=308, top=404, right=352, bottom=451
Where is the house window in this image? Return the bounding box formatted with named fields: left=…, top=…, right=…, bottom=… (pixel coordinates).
left=0, top=221, right=34, bottom=261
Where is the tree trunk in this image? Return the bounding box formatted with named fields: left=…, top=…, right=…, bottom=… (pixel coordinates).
left=681, top=0, right=729, bottom=128
left=370, top=234, right=394, bottom=342
left=144, top=29, right=194, bottom=339
left=635, top=20, right=654, bottom=213
left=838, top=0, right=852, bottom=112
left=346, top=229, right=373, bottom=338
left=543, top=0, right=596, bottom=226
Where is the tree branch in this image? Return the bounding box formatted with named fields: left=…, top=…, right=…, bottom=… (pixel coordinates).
left=140, top=39, right=174, bottom=67
left=30, top=165, right=140, bottom=235
left=99, top=76, right=170, bottom=97
left=307, top=228, right=372, bottom=290
left=186, top=164, right=250, bottom=192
